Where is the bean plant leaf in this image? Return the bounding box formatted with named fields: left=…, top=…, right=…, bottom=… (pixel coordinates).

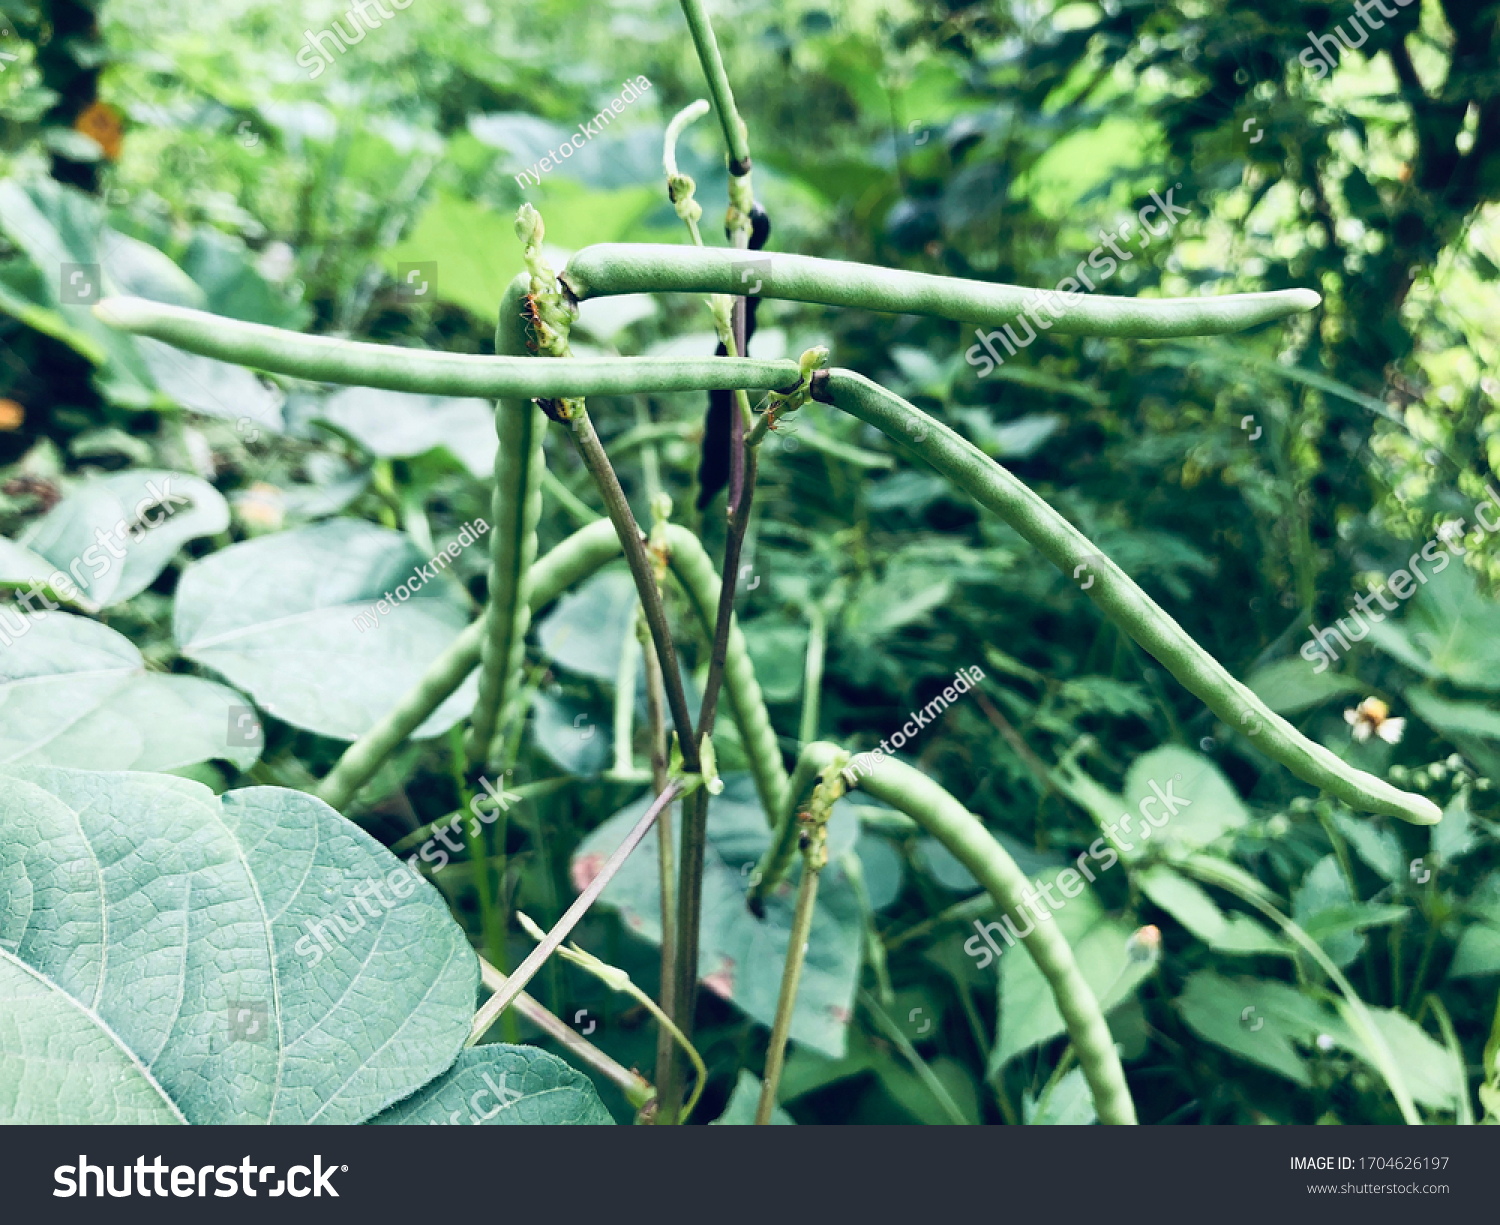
left=0, top=768, right=477, bottom=1124
left=311, top=387, right=497, bottom=478
left=1058, top=745, right=1250, bottom=863
left=536, top=568, right=638, bottom=680
left=1246, top=657, right=1366, bottom=715
left=10, top=469, right=229, bottom=608
left=172, top=519, right=480, bottom=740
left=1175, top=970, right=1334, bottom=1087
left=0, top=611, right=260, bottom=772
left=1137, top=864, right=1281, bottom=955
left=369, top=1046, right=614, bottom=1126
left=571, top=774, right=863, bottom=1058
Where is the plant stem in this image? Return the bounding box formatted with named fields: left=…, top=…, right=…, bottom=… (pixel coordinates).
left=564, top=405, right=700, bottom=775
left=476, top=956, right=656, bottom=1110
left=561, top=245, right=1320, bottom=336
left=675, top=0, right=752, bottom=173
left=813, top=369, right=1440, bottom=828
left=318, top=519, right=624, bottom=811
left=388, top=778, right=572, bottom=855
left=795, top=740, right=1138, bottom=1124
left=467, top=779, right=685, bottom=1045
left=756, top=854, right=820, bottom=1124
left=747, top=746, right=825, bottom=912
left=610, top=600, right=643, bottom=778
left=641, top=620, right=680, bottom=1119
left=469, top=273, right=547, bottom=766
left=95, top=296, right=800, bottom=398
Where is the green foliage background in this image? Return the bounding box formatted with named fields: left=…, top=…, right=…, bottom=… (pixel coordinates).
left=2, top=0, right=1499, bottom=1124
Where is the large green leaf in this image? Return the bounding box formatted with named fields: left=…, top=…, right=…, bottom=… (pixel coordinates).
left=172, top=519, right=480, bottom=740
left=571, top=774, right=863, bottom=1058
left=1059, top=744, right=1250, bottom=863
left=1246, top=656, right=1366, bottom=715
left=311, top=387, right=496, bottom=479
left=0, top=179, right=159, bottom=405
left=536, top=567, right=637, bottom=681
left=0, top=611, right=259, bottom=772
left=0, top=768, right=476, bottom=1123
left=1137, top=864, right=1281, bottom=955
left=1175, top=970, right=1333, bottom=1087
left=369, top=1046, right=613, bottom=1125
left=8, top=469, right=229, bottom=608
left=1405, top=685, right=1500, bottom=742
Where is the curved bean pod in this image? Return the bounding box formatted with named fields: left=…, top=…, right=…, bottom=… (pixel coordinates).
left=815, top=369, right=1440, bottom=826
left=93, top=296, right=801, bottom=397
left=562, top=244, right=1320, bottom=337
left=795, top=740, right=1138, bottom=1125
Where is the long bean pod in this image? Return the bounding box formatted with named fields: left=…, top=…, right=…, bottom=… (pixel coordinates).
left=94, top=296, right=800, bottom=397
left=795, top=741, right=1138, bottom=1125
left=562, top=244, right=1319, bottom=337
left=468, top=274, right=548, bottom=765
left=815, top=370, right=1440, bottom=826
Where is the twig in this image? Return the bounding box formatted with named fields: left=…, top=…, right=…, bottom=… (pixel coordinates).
left=476, top=956, right=656, bottom=1110
left=467, top=779, right=685, bottom=1045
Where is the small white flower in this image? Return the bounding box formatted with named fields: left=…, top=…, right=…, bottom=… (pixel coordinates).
left=1345, top=697, right=1405, bottom=745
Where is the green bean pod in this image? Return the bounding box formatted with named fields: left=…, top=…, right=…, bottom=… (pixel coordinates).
left=94, top=296, right=800, bottom=398
left=816, top=369, right=1440, bottom=826
left=562, top=244, right=1320, bottom=337
left=796, top=741, right=1138, bottom=1125
left=468, top=274, right=548, bottom=765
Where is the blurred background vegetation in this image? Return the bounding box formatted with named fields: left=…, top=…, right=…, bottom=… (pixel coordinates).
left=2, top=0, right=1498, bottom=1124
